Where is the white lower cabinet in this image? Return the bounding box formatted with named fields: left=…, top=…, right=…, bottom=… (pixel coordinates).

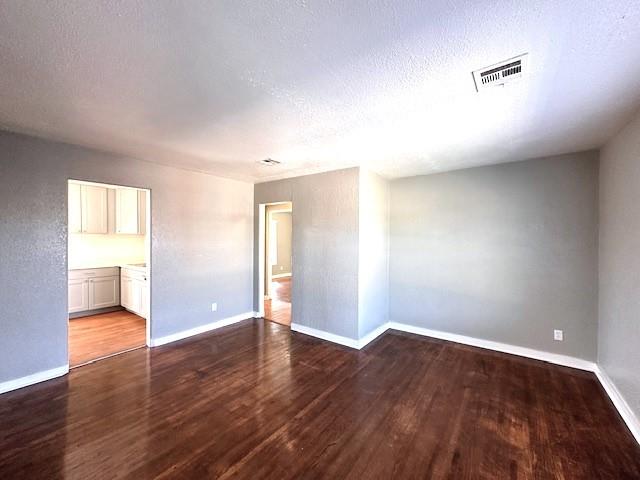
left=68, top=278, right=90, bottom=313
left=120, top=268, right=148, bottom=319
left=90, top=276, right=120, bottom=309
left=68, top=268, right=120, bottom=314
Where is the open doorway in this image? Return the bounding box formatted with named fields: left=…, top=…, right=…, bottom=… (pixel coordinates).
left=260, top=202, right=292, bottom=326
left=67, top=179, right=151, bottom=367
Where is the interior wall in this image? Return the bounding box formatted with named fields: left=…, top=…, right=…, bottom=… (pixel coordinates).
left=270, top=212, right=292, bottom=276
left=0, top=131, right=254, bottom=384
left=254, top=168, right=360, bottom=339
left=358, top=169, right=390, bottom=337
left=599, top=109, right=640, bottom=421
left=389, top=152, right=599, bottom=360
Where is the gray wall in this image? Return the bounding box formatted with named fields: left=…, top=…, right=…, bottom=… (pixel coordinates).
left=254, top=168, right=360, bottom=339
left=270, top=211, right=292, bottom=276
left=358, top=170, right=390, bottom=337
left=599, top=110, right=640, bottom=419
left=0, top=131, right=253, bottom=383
left=389, top=152, right=599, bottom=360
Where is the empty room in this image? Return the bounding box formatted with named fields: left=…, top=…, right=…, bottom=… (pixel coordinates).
left=0, top=1, right=639, bottom=479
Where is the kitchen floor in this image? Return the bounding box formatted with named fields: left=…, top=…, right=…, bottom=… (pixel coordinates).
left=264, top=277, right=291, bottom=326
left=69, top=310, right=146, bottom=367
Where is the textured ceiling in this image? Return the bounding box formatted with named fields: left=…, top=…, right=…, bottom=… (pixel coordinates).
left=1, top=1, right=640, bottom=183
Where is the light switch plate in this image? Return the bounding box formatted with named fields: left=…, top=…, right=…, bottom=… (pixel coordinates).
left=554, top=329, right=563, bottom=341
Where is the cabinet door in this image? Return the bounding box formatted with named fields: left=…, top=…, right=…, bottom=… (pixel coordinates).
left=116, top=188, right=139, bottom=234
left=68, top=279, right=89, bottom=313
left=121, top=277, right=133, bottom=310
left=81, top=185, right=108, bottom=233
left=68, top=183, right=82, bottom=233
left=140, top=281, right=149, bottom=319
left=89, top=276, right=120, bottom=309
left=130, top=278, right=143, bottom=314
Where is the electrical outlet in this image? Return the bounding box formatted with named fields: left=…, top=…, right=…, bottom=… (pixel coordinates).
left=554, top=329, right=564, bottom=341
left=211, top=303, right=217, bottom=312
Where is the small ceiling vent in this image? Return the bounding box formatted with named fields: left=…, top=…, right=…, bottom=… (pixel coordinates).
left=257, top=158, right=280, bottom=166
left=472, top=53, right=528, bottom=92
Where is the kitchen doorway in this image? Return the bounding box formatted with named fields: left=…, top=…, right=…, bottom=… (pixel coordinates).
left=67, top=179, right=151, bottom=367
left=259, top=202, right=292, bottom=326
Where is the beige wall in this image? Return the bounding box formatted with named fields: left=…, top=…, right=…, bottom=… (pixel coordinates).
left=68, top=233, right=145, bottom=269
left=270, top=211, right=292, bottom=276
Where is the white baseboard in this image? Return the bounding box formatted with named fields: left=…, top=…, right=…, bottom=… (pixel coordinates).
left=595, top=367, right=640, bottom=445
left=0, top=365, right=69, bottom=395
left=357, top=323, right=390, bottom=349
left=291, top=322, right=389, bottom=350
left=388, top=322, right=596, bottom=372
left=272, top=273, right=292, bottom=279
left=149, top=311, right=254, bottom=347
left=291, top=323, right=360, bottom=349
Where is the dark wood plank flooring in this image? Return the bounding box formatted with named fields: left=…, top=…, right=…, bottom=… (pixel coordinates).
left=1, top=318, right=639, bottom=479
left=264, top=277, right=291, bottom=326
left=69, top=310, right=146, bottom=367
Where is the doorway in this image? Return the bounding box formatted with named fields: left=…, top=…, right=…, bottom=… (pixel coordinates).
left=67, top=179, right=151, bottom=367
left=260, top=202, right=292, bottom=326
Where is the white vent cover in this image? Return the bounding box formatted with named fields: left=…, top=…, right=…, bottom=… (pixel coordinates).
left=472, top=54, right=529, bottom=91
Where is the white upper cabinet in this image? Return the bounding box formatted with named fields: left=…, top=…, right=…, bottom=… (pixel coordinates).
left=116, top=188, right=145, bottom=235
left=69, top=181, right=145, bottom=235
left=82, top=185, right=108, bottom=233
left=69, top=182, right=109, bottom=234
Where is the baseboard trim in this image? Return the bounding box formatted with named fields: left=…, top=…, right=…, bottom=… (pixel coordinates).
left=595, top=367, right=640, bottom=445
left=388, top=322, right=596, bottom=372
left=291, top=322, right=389, bottom=350
left=357, top=323, right=390, bottom=349
left=0, top=365, right=69, bottom=395
left=291, top=323, right=360, bottom=349
left=272, top=273, right=292, bottom=279
left=149, top=311, right=254, bottom=347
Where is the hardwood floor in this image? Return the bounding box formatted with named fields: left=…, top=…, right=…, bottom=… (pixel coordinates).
left=264, top=277, right=291, bottom=326
left=69, top=310, right=146, bottom=367
left=1, top=318, right=639, bottom=479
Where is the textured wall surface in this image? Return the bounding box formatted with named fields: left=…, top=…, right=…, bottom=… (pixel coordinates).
left=599, top=110, right=640, bottom=419
left=389, top=152, right=599, bottom=360
left=358, top=170, right=390, bottom=337
left=0, top=131, right=253, bottom=383
left=254, top=168, right=360, bottom=339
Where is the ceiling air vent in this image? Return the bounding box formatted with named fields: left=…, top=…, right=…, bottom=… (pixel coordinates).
left=472, top=53, right=528, bottom=92
left=257, top=158, right=280, bottom=166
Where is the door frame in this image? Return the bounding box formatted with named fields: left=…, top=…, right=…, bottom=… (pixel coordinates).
left=257, top=201, right=292, bottom=319
left=67, top=178, right=153, bottom=361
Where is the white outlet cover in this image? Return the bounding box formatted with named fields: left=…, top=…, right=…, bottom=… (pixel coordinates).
left=554, top=330, right=564, bottom=341
left=211, top=303, right=217, bottom=312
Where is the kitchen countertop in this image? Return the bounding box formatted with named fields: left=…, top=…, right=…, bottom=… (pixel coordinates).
left=120, top=263, right=148, bottom=274
left=69, top=262, right=147, bottom=272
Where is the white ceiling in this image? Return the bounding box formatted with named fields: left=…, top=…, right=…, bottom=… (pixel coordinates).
left=1, top=1, right=640, bottom=183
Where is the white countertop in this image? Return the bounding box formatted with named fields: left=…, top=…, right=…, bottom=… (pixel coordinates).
left=120, top=263, right=148, bottom=274
left=69, top=262, right=147, bottom=273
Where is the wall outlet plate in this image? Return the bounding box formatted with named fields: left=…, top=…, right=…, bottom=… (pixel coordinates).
left=554, top=329, right=564, bottom=341
left=211, top=303, right=217, bottom=312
